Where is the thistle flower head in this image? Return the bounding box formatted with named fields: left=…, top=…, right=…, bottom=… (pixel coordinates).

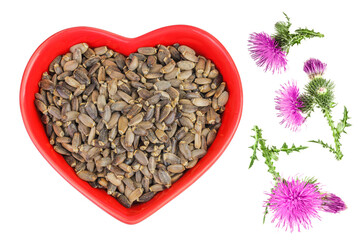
left=304, top=58, right=327, bottom=79
left=275, top=81, right=305, bottom=131
left=321, top=193, right=347, bottom=213
left=248, top=32, right=287, bottom=74
left=266, top=178, right=322, bottom=232
left=304, top=78, right=335, bottom=109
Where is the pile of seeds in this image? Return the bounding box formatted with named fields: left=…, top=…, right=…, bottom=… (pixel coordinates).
left=35, top=43, right=228, bottom=207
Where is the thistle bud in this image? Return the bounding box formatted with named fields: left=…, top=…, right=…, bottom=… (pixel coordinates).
left=304, top=58, right=327, bottom=79
left=321, top=193, right=347, bottom=213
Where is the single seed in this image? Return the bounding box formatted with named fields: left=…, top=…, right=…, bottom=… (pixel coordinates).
left=192, top=98, right=211, bottom=107
left=77, top=170, right=97, bottom=182
left=70, top=43, right=89, bottom=54
left=138, top=47, right=157, bottom=55
left=155, top=129, right=169, bottom=143
left=134, top=150, right=149, bottom=165
left=150, top=184, right=166, bottom=192
left=94, top=46, right=108, bottom=55
left=217, top=91, right=229, bottom=107
left=154, top=81, right=171, bottom=91
left=179, top=141, right=192, bottom=159
left=167, top=164, right=185, bottom=173
left=118, top=116, right=128, bottom=135
left=128, top=113, right=143, bottom=126
left=63, top=60, right=79, bottom=72
left=35, top=100, right=47, bottom=114
left=195, top=78, right=212, bottom=85
left=215, top=82, right=226, bottom=98
left=78, top=113, right=95, bottom=127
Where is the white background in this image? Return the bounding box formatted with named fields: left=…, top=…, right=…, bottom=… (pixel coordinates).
left=1, top=0, right=359, bottom=239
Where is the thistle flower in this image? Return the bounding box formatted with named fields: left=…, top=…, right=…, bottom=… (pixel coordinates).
left=321, top=193, right=347, bottom=213
left=275, top=81, right=305, bottom=131
left=266, top=178, right=322, bottom=232
left=304, top=58, right=327, bottom=79
left=248, top=32, right=287, bottom=73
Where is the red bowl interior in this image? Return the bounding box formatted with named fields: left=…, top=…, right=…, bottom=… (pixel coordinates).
left=20, top=25, right=243, bottom=224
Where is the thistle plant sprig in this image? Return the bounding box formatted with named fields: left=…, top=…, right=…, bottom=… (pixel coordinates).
left=249, top=126, right=347, bottom=232
left=248, top=12, right=324, bottom=73
left=275, top=58, right=351, bottom=160
left=301, top=59, right=351, bottom=160
left=249, top=125, right=308, bottom=180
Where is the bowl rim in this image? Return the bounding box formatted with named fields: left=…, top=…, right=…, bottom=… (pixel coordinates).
left=20, top=25, right=243, bottom=224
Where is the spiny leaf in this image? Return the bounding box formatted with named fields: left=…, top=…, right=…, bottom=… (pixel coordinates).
left=281, top=142, right=288, bottom=149
left=272, top=143, right=308, bottom=155
left=249, top=145, right=259, bottom=169
left=283, top=12, right=291, bottom=24
left=338, top=106, right=351, bottom=134
left=269, top=150, right=279, bottom=161
left=309, top=139, right=337, bottom=155
left=291, top=28, right=324, bottom=46
left=272, top=13, right=324, bottom=54
left=249, top=126, right=263, bottom=169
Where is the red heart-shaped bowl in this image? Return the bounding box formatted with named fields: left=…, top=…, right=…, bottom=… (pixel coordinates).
left=20, top=25, right=243, bottom=224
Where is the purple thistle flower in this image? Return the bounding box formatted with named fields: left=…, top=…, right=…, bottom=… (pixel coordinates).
left=266, top=178, right=322, bottom=232
left=275, top=81, right=305, bottom=131
left=321, top=193, right=347, bottom=213
left=248, top=32, right=287, bottom=74
left=303, top=58, right=327, bottom=79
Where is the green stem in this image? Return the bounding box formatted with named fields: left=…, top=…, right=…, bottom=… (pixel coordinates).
left=249, top=126, right=261, bottom=169
left=263, top=205, right=269, bottom=224
left=253, top=126, right=280, bottom=181
left=264, top=157, right=281, bottom=181
left=323, top=108, right=343, bottom=160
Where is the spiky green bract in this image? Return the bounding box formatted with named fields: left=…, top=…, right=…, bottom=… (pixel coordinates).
left=299, top=93, right=314, bottom=115
left=304, top=77, right=335, bottom=110
left=273, top=13, right=324, bottom=54
left=249, top=126, right=308, bottom=180
left=303, top=176, right=318, bottom=185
